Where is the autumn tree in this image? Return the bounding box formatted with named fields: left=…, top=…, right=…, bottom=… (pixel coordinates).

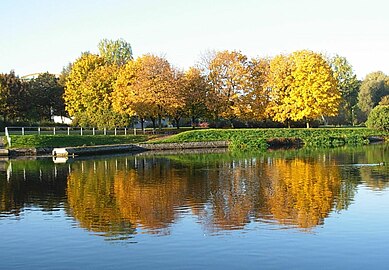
left=64, top=52, right=129, bottom=128
left=98, top=38, right=133, bottom=66
left=244, top=57, right=270, bottom=121
left=329, top=55, right=360, bottom=125
left=180, top=67, right=209, bottom=128
left=358, top=71, right=389, bottom=114
left=207, top=50, right=252, bottom=123
left=113, top=54, right=182, bottom=130
left=267, top=50, right=340, bottom=128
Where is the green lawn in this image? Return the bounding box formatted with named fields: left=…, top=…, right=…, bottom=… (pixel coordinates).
left=155, top=128, right=389, bottom=150
left=7, top=135, right=149, bottom=148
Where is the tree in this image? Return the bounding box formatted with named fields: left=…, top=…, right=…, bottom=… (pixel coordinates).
left=113, top=54, right=182, bottom=130
left=28, top=72, right=65, bottom=121
left=64, top=53, right=105, bottom=119
left=267, top=50, right=340, bottom=128
left=366, top=105, right=389, bottom=131
left=358, top=71, right=389, bottom=114
left=0, top=71, right=29, bottom=122
left=64, top=53, right=127, bottom=128
left=207, top=50, right=251, bottom=122
left=244, top=57, right=270, bottom=121
left=98, top=38, right=133, bottom=66
left=180, top=67, right=209, bottom=128
left=329, top=55, right=360, bottom=125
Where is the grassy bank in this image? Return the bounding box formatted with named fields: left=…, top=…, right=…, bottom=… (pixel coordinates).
left=7, top=135, right=149, bottom=148
left=156, top=128, right=389, bottom=150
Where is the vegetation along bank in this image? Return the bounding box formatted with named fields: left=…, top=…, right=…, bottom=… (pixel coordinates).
left=5, top=128, right=389, bottom=156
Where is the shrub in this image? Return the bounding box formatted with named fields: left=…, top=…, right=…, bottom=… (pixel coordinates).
left=366, top=105, right=389, bottom=131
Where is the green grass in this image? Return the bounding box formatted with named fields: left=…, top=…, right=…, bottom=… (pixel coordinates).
left=7, top=135, right=149, bottom=148
left=156, top=128, right=389, bottom=150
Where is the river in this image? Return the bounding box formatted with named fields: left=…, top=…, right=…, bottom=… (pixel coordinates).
left=1, top=144, right=388, bottom=269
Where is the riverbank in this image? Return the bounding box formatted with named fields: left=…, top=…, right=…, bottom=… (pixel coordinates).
left=155, top=128, right=388, bottom=150
left=4, top=128, right=389, bottom=157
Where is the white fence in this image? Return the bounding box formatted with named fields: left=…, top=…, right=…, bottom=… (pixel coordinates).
left=5, top=126, right=141, bottom=136
left=4, top=126, right=148, bottom=147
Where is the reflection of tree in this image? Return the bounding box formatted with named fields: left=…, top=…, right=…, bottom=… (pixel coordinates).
left=114, top=157, right=188, bottom=234
left=66, top=160, right=136, bottom=239
left=0, top=160, right=68, bottom=216
left=265, top=159, right=341, bottom=228
left=66, top=146, right=388, bottom=237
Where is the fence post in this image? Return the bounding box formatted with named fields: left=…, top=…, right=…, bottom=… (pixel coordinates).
left=104, top=128, right=106, bottom=135
left=5, top=127, right=11, bottom=147
left=53, top=127, right=56, bottom=135
left=67, top=127, right=70, bottom=136
left=114, top=128, right=117, bottom=136
left=22, top=127, right=25, bottom=135
left=38, top=127, right=41, bottom=135
left=134, top=127, right=136, bottom=135
left=92, top=127, right=95, bottom=135
left=80, top=127, right=83, bottom=136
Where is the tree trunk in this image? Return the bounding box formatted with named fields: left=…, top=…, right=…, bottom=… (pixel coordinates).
left=140, top=118, right=144, bottom=133
left=151, top=117, right=156, bottom=131
left=175, top=117, right=180, bottom=129
left=306, top=121, right=310, bottom=129
left=191, top=116, right=196, bottom=129
left=158, top=114, right=162, bottom=130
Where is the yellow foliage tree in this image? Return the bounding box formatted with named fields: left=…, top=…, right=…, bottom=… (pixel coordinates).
left=113, top=54, right=183, bottom=129
left=64, top=53, right=105, bottom=118
left=181, top=67, right=210, bottom=127
left=207, top=50, right=251, bottom=121
left=267, top=50, right=340, bottom=127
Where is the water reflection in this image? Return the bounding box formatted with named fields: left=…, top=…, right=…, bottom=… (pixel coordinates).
left=1, top=144, right=388, bottom=239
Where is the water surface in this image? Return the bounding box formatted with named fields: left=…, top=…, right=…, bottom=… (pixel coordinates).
left=1, top=144, right=389, bottom=269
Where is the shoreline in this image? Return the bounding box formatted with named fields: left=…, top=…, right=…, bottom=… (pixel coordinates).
left=5, top=135, right=387, bottom=158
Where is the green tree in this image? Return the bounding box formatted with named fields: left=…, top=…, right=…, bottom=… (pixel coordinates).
left=329, top=55, right=360, bottom=125
left=358, top=71, right=389, bottom=114
left=28, top=72, right=65, bottom=121
left=0, top=71, right=29, bottom=122
left=98, top=38, right=133, bottom=66
left=366, top=105, right=389, bottom=131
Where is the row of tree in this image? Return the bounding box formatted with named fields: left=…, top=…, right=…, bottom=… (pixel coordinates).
left=1, top=38, right=388, bottom=128
left=0, top=71, right=65, bottom=124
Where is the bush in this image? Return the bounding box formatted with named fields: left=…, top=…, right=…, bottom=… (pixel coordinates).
left=366, top=105, right=389, bottom=131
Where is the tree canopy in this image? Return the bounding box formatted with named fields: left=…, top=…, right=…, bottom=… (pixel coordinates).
left=358, top=71, right=389, bottom=114
left=267, top=50, right=340, bottom=127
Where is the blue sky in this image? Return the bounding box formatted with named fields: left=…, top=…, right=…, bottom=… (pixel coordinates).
left=1, top=0, right=388, bottom=79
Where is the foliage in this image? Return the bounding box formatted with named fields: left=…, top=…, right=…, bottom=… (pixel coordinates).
left=366, top=105, right=389, bottom=131
left=8, top=135, right=148, bottom=148
left=28, top=72, right=65, bottom=121
left=267, top=50, right=340, bottom=127
left=207, top=50, right=251, bottom=120
left=98, top=38, right=133, bottom=66
left=379, top=95, right=389, bottom=105
left=64, top=53, right=105, bottom=118
left=0, top=71, right=30, bottom=121
left=157, top=128, right=388, bottom=150
left=358, top=71, right=389, bottom=114
left=180, top=67, right=210, bottom=126
left=113, top=54, right=182, bottom=128
left=328, top=55, right=360, bottom=125
left=64, top=52, right=129, bottom=128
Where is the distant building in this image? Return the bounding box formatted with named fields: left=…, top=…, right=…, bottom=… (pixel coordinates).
left=52, top=115, right=72, bottom=125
